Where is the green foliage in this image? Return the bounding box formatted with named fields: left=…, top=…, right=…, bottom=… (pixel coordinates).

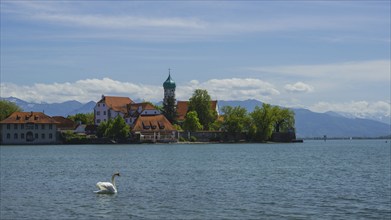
left=183, top=111, right=203, bottom=132
left=0, top=100, right=22, bottom=121
left=188, top=89, right=217, bottom=130
left=96, top=120, right=109, bottom=138
left=247, top=104, right=295, bottom=142
left=210, top=119, right=223, bottom=131
left=173, top=124, right=183, bottom=131
left=189, top=136, right=197, bottom=142
left=62, top=130, right=87, bottom=142
left=96, top=116, right=130, bottom=140
left=249, top=103, right=274, bottom=142
left=221, top=106, right=250, bottom=134
left=179, top=136, right=187, bottom=142
left=162, top=95, right=177, bottom=124
left=67, top=112, right=94, bottom=125
left=271, top=106, right=295, bottom=133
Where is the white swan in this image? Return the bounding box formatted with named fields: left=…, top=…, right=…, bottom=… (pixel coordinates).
left=95, top=172, right=120, bottom=194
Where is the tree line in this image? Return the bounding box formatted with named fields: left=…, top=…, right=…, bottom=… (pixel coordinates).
left=163, top=89, right=295, bottom=142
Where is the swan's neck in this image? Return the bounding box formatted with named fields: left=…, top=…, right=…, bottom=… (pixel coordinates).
left=111, top=175, right=117, bottom=188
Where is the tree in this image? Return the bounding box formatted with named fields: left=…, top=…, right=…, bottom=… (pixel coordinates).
left=221, top=106, right=250, bottom=134
left=162, top=95, right=177, bottom=124
left=0, top=100, right=22, bottom=121
left=96, top=120, right=110, bottom=138
left=183, top=111, right=203, bottom=132
left=188, top=89, right=216, bottom=130
left=67, top=113, right=94, bottom=125
left=106, top=116, right=130, bottom=141
left=96, top=116, right=129, bottom=141
left=249, top=103, right=274, bottom=142
left=271, top=106, right=295, bottom=133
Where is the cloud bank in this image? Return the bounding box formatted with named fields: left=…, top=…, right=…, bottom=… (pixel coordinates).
left=0, top=77, right=280, bottom=103
left=1, top=77, right=389, bottom=120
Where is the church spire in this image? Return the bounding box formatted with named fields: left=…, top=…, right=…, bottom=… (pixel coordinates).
left=163, top=68, right=176, bottom=89
left=163, top=69, right=176, bottom=105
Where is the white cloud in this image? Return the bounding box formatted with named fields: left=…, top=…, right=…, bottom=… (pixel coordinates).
left=284, top=82, right=314, bottom=93
left=310, top=101, right=391, bottom=118
left=0, top=78, right=161, bottom=103
left=177, top=78, right=280, bottom=101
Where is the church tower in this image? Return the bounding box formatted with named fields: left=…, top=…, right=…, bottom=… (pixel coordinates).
left=163, top=69, right=176, bottom=105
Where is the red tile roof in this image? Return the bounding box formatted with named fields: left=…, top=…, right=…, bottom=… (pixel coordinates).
left=99, top=96, right=133, bottom=113
left=52, top=116, right=77, bottom=130
left=129, top=102, right=156, bottom=112
left=0, top=112, right=59, bottom=124
left=176, top=101, right=189, bottom=121
left=132, top=115, right=175, bottom=132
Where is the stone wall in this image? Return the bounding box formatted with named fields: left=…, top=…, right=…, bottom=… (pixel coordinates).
left=271, top=131, right=296, bottom=142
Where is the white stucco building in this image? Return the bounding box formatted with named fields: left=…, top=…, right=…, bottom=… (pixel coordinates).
left=94, top=95, right=134, bottom=125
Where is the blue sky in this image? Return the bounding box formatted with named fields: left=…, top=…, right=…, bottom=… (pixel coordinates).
left=1, top=1, right=390, bottom=119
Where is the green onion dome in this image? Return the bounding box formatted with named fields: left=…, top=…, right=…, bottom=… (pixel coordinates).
left=163, top=74, right=176, bottom=89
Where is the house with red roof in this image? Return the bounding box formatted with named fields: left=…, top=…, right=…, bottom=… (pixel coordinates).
left=132, top=114, right=177, bottom=143
left=94, top=95, right=134, bottom=125
left=0, top=112, right=59, bottom=144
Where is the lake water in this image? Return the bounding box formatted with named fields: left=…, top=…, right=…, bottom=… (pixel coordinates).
left=1, top=140, right=390, bottom=219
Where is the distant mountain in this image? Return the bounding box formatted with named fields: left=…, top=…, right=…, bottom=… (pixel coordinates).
left=1, top=97, right=95, bottom=117
left=294, top=108, right=390, bottom=138
left=218, top=99, right=390, bottom=138
left=67, top=101, right=96, bottom=116
left=2, top=97, right=390, bottom=138
left=328, top=111, right=391, bottom=125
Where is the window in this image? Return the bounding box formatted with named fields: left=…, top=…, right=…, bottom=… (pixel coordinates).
left=35, top=124, right=38, bottom=129
left=49, top=133, right=53, bottom=139
left=26, top=132, right=33, bottom=142
left=14, top=124, right=18, bottom=129
left=49, top=124, right=53, bottom=130
left=41, top=124, right=45, bottom=129
left=21, top=133, right=25, bottom=139
left=7, top=124, right=10, bottom=130
left=98, top=103, right=100, bottom=107
left=97, top=119, right=101, bottom=124
left=41, top=134, right=45, bottom=139
left=103, top=111, right=106, bottom=115
left=6, top=133, right=10, bottom=139
left=14, top=133, right=18, bottom=139
left=35, top=133, right=38, bottom=139
left=97, top=111, right=100, bottom=116
left=21, top=124, right=24, bottom=129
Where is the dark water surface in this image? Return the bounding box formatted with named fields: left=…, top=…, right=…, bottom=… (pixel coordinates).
left=1, top=140, right=390, bottom=219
